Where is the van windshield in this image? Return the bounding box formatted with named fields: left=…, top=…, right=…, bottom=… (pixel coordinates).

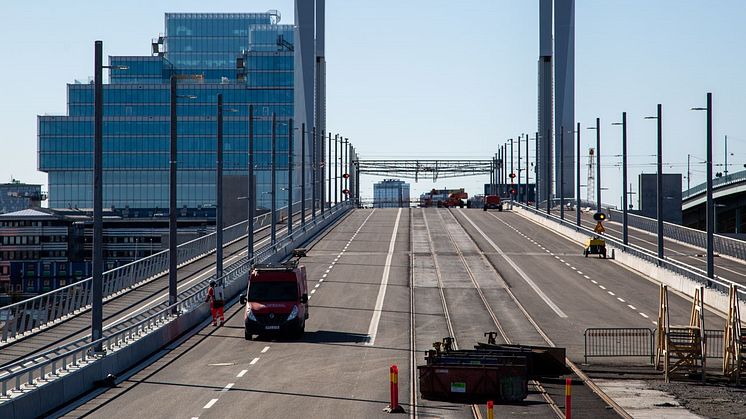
left=248, top=281, right=298, bottom=302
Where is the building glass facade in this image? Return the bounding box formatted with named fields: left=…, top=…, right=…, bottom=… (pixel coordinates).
left=0, top=181, right=44, bottom=214
left=39, top=12, right=299, bottom=213
left=374, top=179, right=410, bottom=208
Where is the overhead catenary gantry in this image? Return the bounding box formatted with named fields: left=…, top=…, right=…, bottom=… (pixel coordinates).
left=355, top=159, right=495, bottom=183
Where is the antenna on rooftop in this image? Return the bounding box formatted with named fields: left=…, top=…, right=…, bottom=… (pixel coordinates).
left=267, top=9, right=281, bottom=24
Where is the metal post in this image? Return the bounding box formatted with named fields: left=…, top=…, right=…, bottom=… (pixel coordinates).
left=622, top=112, right=629, bottom=245
left=168, top=75, right=178, bottom=314
left=271, top=113, right=277, bottom=245
left=344, top=138, right=349, bottom=200
left=534, top=131, right=539, bottom=211
left=301, top=123, right=306, bottom=226
left=560, top=127, right=565, bottom=220
left=321, top=130, right=325, bottom=216
left=724, top=134, right=729, bottom=178
left=546, top=128, right=552, bottom=214
left=216, top=94, right=224, bottom=281
left=525, top=133, right=529, bottom=204
left=334, top=134, right=339, bottom=205
left=248, top=105, right=255, bottom=262
left=706, top=93, right=714, bottom=279
left=510, top=140, right=514, bottom=201
left=576, top=122, right=581, bottom=227
left=92, top=41, right=104, bottom=347
left=328, top=132, right=332, bottom=208
left=311, top=126, right=316, bottom=220
left=518, top=134, right=522, bottom=204
left=596, top=117, right=601, bottom=212
left=656, top=104, right=664, bottom=261
left=287, top=118, right=294, bottom=236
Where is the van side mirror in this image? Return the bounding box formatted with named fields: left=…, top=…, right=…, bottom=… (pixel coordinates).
left=239, top=294, right=247, bottom=305
left=301, top=294, right=308, bottom=304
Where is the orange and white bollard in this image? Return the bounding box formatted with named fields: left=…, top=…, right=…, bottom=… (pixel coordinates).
left=384, top=364, right=405, bottom=413
left=565, top=378, right=572, bottom=419
left=487, top=400, right=494, bottom=419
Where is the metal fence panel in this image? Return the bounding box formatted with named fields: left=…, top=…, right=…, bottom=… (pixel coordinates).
left=584, top=328, right=655, bottom=364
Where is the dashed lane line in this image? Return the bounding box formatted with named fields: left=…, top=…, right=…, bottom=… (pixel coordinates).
left=204, top=399, right=218, bottom=409
left=236, top=370, right=248, bottom=378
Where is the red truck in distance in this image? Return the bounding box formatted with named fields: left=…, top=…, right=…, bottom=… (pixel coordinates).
left=240, top=249, right=309, bottom=340
left=483, top=195, right=503, bottom=211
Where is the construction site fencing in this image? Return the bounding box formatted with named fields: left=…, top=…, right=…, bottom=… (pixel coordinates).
left=584, top=328, right=655, bottom=364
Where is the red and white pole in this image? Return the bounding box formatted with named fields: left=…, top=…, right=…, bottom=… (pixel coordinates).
left=565, top=378, right=572, bottom=419
left=487, top=400, right=494, bottom=419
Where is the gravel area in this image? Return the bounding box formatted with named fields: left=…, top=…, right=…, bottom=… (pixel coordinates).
left=649, top=381, right=746, bottom=419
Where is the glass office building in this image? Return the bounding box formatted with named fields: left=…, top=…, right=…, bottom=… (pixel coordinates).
left=374, top=179, right=410, bottom=208
left=38, top=12, right=301, bottom=215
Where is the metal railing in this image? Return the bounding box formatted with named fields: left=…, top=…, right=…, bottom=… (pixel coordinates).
left=683, top=170, right=746, bottom=200
left=606, top=208, right=746, bottom=261
left=515, top=202, right=746, bottom=300
left=0, top=202, right=350, bottom=398
left=0, top=206, right=287, bottom=344
left=584, top=328, right=655, bottom=364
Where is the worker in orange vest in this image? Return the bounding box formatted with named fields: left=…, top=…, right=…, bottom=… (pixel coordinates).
left=206, top=280, right=225, bottom=326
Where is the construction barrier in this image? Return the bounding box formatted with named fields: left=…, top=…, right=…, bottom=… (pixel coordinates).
left=583, top=328, right=655, bottom=365
left=384, top=364, right=404, bottom=413
left=565, top=378, right=572, bottom=419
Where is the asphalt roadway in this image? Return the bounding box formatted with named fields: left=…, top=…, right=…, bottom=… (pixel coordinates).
left=51, top=208, right=717, bottom=418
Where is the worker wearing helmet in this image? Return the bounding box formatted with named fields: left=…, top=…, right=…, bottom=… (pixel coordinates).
left=205, top=280, right=225, bottom=326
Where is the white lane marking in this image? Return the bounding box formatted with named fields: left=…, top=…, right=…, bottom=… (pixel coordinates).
left=617, top=297, right=626, bottom=303
left=460, top=210, right=568, bottom=318
left=311, top=289, right=316, bottom=294
left=250, top=357, right=259, bottom=365
left=261, top=346, right=270, bottom=353
left=570, top=266, right=577, bottom=270
left=652, top=321, right=658, bottom=325
left=207, top=363, right=235, bottom=366
left=237, top=369, right=248, bottom=378
left=577, top=271, right=583, bottom=275
left=325, top=269, right=330, bottom=273
left=564, top=263, right=571, bottom=267
left=560, top=259, right=566, bottom=263
left=366, top=208, right=403, bottom=346
left=591, top=280, right=598, bottom=284
left=608, top=291, right=615, bottom=296
left=222, top=383, right=234, bottom=392
left=640, top=312, right=649, bottom=318
left=319, top=278, right=324, bottom=283
left=599, top=285, right=606, bottom=290
left=204, top=399, right=218, bottom=409
left=315, top=284, right=320, bottom=288
left=628, top=305, right=637, bottom=310
left=322, top=273, right=328, bottom=278
left=584, top=275, right=590, bottom=279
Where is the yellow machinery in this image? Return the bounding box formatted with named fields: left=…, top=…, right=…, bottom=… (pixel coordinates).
left=583, top=237, right=606, bottom=258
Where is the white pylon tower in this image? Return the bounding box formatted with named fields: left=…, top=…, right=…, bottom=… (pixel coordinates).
left=587, top=147, right=595, bottom=204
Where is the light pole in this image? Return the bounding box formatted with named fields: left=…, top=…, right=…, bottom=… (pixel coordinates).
left=271, top=113, right=277, bottom=246
left=645, top=105, right=664, bottom=261
left=525, top=133, right=529, bottom=205
left=546, top=128, right=552, bottom=214
left=92, top=41, right=127, bottom=348
left=692, top=93, right=714, bottom=279
left=301, top=123, right=306, bottom=227
left=215, top=94, right=238, bottom=282
left=575, top=122, right=581, bottom=227
left=518, top=134, right=523, bottom=204
left=311, top=127, right=316, bottom=220
left=248, top=105, right=255, bottom=262
left=334, top=134, right=339, bottom=205
left=168, top=75, right=196, bottom=315
left=534, top=131, right=539, bottom=211
left=612, top=112, right=629, bottom=245
left=560, top=127, right=565, bottom=220
left=287, top=118, right=294, bottom=236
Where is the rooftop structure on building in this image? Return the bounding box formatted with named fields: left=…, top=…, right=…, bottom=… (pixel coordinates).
left=0, top=179, right=45, bottom=214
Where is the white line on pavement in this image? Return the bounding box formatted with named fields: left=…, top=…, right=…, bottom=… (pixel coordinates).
left=366, top=208, right=403, bottom=346
left=204, top=399, right=218, bottom=409
left=237, top=370, right=248, bottom=378
left=222, top=383, right=234, bottom=392
left=261, top=346, right=270, bottom=353
left=250, top=357, right=259, bottom=365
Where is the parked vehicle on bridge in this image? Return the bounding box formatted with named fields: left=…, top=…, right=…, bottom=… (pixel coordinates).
left=240, top=249, right=309, bottom=340
left=483, top=195, right=503, bottom=212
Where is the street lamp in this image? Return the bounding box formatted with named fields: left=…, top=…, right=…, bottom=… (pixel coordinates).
left=692, top=93, right=714, bottom=279
left=586, top=118, right=601, bottom=213
left=645, top=104, right=664, bottom=262
left=215, top=94, right=238, bottom=282
left=575, top=122, right=581, bottom=227
left=559, top=128, right=565, bottom=220
left=92, top=40, right=127, bottom=350
left=612, top=112, right=629, bottom=246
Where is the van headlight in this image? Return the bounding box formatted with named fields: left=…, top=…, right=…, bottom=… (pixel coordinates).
left=246, top=307, right=257, bottom=321
left=286, top=305, right=299, bottom=321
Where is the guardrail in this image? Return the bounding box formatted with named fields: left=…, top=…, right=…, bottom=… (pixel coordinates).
left=0, top=205, right=293, bottom=344
left=514, top=202, right=746, bottom=301
left=0, top=202, right=351, bottom=402
left=683, top=170, right=746, bottom=200
left=606, top=208, right=746, bottom=261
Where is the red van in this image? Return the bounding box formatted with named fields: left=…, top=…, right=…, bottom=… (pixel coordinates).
left=240, top=249, right=309, bottom=340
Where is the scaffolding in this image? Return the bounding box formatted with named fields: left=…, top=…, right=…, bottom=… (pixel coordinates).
left=723, top=284, right=744, bottom=383
left=656, top=285, right=706, bottom=382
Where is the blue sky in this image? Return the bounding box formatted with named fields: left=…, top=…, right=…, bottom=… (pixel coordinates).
left=1, top=1, right=745, bottom=207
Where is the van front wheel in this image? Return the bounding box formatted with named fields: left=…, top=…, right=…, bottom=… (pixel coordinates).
left=244, top=329, right=252, bottom=341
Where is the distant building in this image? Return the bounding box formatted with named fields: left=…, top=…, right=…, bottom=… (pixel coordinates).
left=0, top=179, right=44, bottom=214
left=0, top=207, right=213, bottom=299
left=374, top=179, right=410, bottom=208
left=638, top=173, right=682, bottom=223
